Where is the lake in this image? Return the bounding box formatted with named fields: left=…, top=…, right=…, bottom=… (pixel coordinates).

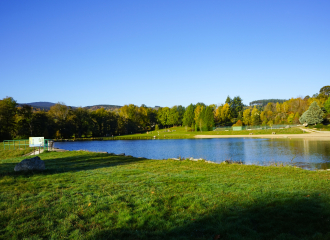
left=54, top=138, right=330, bottom=170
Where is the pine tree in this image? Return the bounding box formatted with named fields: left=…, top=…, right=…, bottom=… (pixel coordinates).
left=299, top=101, right=324, bottom=125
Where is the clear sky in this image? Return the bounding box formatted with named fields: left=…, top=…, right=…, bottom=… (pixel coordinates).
left=1, top=0, right=329, bottom=107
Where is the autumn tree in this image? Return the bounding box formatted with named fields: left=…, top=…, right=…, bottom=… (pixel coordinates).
left=48, top=103, right=75, bottom=138
left=220, top=103, right=231, bottom=125
left=251, top=106, right=260, bottom=125
left=242, top=109, right=251, bottom=126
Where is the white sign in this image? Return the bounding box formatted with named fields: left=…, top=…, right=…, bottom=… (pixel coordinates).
left=29, top=137, right=44, bottom=147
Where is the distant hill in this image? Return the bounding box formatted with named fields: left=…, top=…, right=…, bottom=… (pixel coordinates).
left=18, top=102, right=57, bottom=110
left=83, top=105, right=122, bottom=111
left=18, top=102, right=160, bottom=111
left=249, top=99, right=287, bottom=107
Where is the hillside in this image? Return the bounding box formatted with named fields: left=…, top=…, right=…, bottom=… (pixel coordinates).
left=83, top=104, right=122, bottom=111
left=249, top=99, right=287, bottom=107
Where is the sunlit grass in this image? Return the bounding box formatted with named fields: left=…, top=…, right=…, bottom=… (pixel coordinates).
left=112, top=126, right=305, bottom=140
left=1, top=150, right=330, bottom=239
left=0, top=142, right=32, bottom=160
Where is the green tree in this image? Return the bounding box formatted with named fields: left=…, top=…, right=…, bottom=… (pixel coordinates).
left=299, top=101, right=324, bottom=125
left=201, top=106, right=214, bottom=131
left=73, top=107, right=91, bottom=138
left=324, top=96, right=330, bottom=113
left=182, top=104, right=195, bottom=127
left=0, top=97, right=17, bottom=140
left=158, top=107, right=170, bottom=127
left=231, top=96, right=244, bottom=119
left=16, top=105, right=33, bottom=138
left=320, top=85, right=330, bottom=97
left=176, top=105, right=185, bottom=126
left=168, top=106, right=179, bottom=126
left=31, top=111, right=56, bottom=139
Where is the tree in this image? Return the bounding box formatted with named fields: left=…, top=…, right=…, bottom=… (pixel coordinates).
left=220, top=103, right=231, bottom=125
left=233, top=120, right=243, bottom=126
left=320, top=85, right=330, bottom=97
left=214, top=105, right=222, bottom=124
left=202, top=106, right=215, bottom=131
left=194, top=105, right=204, bottom=126
left=158, top=107, right=170, bottom=127
left=48, top=103, right=75, bottom=138
left=73, top=107, right=91, bottom=138
left=176, top=105, right=185, bottom=126
left=182, top=104, right=195, bottom=127
left=299, top=101, right=324, bottom=125
left=16, top=105, right=33, bottom=138
left=168, top=106, right=179, bottom=126
left=324, top=96, right=330, bottom=113
left=0, top=97, right=17, bottom=140
left=251, top=106, right=260, bottom=126
left=31, top=111, right=56, bottom=139
left=287, top=113, right=295, bottom=124
left=242, top=109, right=251, bottom=126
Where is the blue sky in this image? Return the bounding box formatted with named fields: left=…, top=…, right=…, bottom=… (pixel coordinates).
left=1, top=0, right=329, bottom=107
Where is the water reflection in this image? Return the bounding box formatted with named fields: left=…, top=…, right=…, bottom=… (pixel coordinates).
left=55, top=138, right=330, bottom=170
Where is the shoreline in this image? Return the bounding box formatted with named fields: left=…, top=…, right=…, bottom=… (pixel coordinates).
left=194, top=131, right=330, bottom=141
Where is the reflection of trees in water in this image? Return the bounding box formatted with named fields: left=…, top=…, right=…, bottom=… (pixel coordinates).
left=284, top=139, right=330, bottom=169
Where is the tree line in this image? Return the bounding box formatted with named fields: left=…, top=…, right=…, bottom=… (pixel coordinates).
left=0, top=86, right=329, bottom=140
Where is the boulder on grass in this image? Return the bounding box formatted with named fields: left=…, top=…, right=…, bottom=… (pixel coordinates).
left=14, top=156, right=45, bottom=172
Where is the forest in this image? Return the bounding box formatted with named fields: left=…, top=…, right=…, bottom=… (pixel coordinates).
left=0, top=86, right=329, bottom=141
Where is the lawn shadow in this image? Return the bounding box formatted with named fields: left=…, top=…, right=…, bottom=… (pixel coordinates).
left=0, top=152, right=147, bottom=177
left=91, top=194, right=330, bottom=240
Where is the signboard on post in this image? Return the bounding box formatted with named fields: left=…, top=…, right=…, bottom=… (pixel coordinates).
left=29, top=137, right=44, bottom=147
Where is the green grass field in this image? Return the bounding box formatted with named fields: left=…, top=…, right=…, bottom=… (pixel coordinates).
left=112, top=126, right=305, bottom=140
left=1, top=150, right=330, bottom=239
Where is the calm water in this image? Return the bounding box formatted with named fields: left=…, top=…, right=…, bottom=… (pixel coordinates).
left=54, top=138, right=330, bottom=170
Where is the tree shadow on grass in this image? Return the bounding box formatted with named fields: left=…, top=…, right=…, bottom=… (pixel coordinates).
left=0, top=152, right=146, bottom=177
left=91, top=194, right=330, bottom=240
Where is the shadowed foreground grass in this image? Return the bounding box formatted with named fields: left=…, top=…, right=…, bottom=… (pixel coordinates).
left=1, top=151, right=330, bottom=239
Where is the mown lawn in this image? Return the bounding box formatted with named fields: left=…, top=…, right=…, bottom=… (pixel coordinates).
left=112, top=126, right=305, bottom=140
left=1, top=150, right=330, bottom=239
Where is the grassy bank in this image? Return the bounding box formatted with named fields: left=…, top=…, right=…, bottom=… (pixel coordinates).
left=1, top=150, right=330, bottom=239
left=0, top=142, right=32, bottom=160
left=112, top=126, right=305, bottom=140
